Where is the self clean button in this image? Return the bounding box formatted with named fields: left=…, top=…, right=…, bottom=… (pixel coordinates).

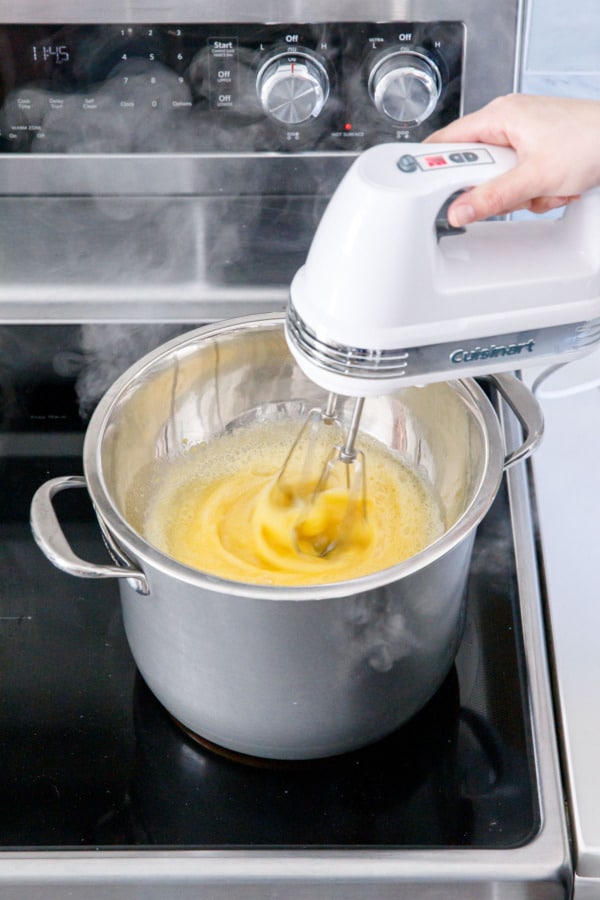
left=397, top=154, right=418, bottom=173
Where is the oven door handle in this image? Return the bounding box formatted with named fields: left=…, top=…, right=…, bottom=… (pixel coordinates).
left=30, top=475, right=149, bottom=595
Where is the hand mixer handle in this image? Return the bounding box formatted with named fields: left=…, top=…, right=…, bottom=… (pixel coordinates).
left=289, top=141, right=600, bottom=392
left=293, top=142, right=517, bottom=338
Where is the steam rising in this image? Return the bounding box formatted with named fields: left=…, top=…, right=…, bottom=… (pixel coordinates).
left=75, top=323, right=186, bottom=417
left=0, top=323, right=188, bottom=430
left=0, top=43, right=342, bottom=418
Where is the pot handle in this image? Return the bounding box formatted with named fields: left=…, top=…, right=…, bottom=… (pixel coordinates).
left=483, top=373, right=544, bottom=470
left=30, top=475, right=149, bottom=594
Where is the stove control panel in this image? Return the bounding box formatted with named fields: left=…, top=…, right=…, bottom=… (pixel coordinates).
left=0, top=21, right=463, bottom=153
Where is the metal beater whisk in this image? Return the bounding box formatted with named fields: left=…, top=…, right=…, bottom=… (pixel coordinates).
left=272, top=393, right=367, bottom=557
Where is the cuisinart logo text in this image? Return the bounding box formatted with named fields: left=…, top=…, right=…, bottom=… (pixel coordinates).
left=450, top=338, right=535, bottom=364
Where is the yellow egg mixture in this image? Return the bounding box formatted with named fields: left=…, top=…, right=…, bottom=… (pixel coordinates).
left=142, top=419, right=444, bottom=585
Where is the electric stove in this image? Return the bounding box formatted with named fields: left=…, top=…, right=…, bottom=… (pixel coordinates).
left=0, top=324, right=570, bottom=897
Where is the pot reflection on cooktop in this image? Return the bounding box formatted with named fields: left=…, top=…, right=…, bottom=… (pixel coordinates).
left=124, top=620, right=535, bottom=850
left=129, top=669, right=462, bottom=847
left=0, top=443, right=538, bottom=851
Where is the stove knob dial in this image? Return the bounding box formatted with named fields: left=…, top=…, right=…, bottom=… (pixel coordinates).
left=369, top=51, right=441, bottom=125
left=257, top=53, right=329, bottom=124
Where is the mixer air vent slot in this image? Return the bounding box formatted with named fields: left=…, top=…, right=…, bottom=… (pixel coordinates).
left=574, top=318, right=600, bottom=349
left=286, top=303, right=411, bottom=380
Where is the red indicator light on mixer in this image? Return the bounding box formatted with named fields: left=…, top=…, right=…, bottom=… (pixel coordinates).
left=424, top=155, right=447, bottom=167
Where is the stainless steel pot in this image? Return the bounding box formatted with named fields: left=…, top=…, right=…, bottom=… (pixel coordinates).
left=30, top=314, right=543, bottom=760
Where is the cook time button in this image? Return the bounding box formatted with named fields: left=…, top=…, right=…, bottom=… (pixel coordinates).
left=207, top=37, right=238, bottom=109
left=0, top=91, right=48, bottom=146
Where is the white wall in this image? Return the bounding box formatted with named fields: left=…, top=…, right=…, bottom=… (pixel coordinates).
left=522, top=0, right=600, bottom=99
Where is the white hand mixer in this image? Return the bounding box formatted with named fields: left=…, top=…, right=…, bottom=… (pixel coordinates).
left=287, top=141, right=600, bottom=395
left=279, top=142, right=600, bottom=555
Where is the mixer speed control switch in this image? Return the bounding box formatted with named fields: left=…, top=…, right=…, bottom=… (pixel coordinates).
left=397, top=154, right=418, bottom=173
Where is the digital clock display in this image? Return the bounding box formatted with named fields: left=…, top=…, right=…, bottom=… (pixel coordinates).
left=32, top=44, right=70, bottom=64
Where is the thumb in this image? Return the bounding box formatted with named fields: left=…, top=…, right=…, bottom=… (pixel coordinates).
left=447, top=162, right=541, bottom=226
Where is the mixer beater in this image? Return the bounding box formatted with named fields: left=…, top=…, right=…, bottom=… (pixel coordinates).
left=271, top=393, right=368, bottom=557
left=285, top=142, right=600, bottom=397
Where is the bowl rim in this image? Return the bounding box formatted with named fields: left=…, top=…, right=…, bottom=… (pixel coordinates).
left=82, top=312, right=505, bottom=600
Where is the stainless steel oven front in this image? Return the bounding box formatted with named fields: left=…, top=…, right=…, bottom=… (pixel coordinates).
left=0, top=1, right=572, bottom=898
left=0, top=0, right=525, bottom=323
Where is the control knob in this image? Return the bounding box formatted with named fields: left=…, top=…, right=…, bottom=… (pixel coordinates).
left=368, top=51, right=441, bottom=126
left=257, top=52, right=329, bottom=124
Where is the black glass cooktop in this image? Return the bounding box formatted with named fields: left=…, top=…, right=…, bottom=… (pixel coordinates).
left=0, top=325, right=539, bottom=850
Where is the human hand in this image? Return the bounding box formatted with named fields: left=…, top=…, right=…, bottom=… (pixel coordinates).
left=426, top=93, right=600, bottom=226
